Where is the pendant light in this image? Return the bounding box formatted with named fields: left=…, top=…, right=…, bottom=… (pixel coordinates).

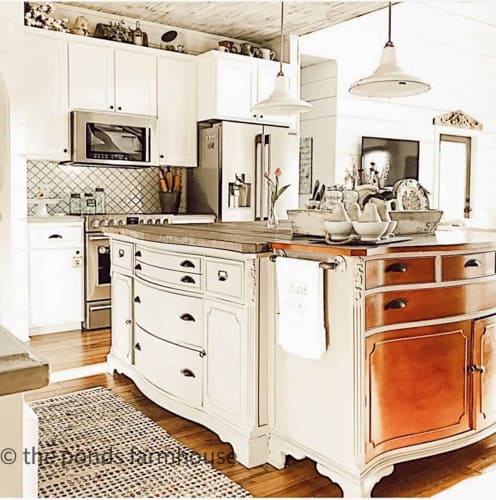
left=349, top=2, right=430, bottom=98
left=252, top=2, right=312, bottom=115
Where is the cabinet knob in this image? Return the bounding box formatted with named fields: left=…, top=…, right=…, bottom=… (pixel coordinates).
left=199, top=350, right=206, bottom=358
left=135, top=250, right=142, bottom=257
left=465, top=259, right=481, bottom=268
left=260, top=114, right=264, bottom=119
left=180, top=368, right=195, bottom=378
left=135, top=263, right=142, bottom=271
left=110, top=105, right=114, bottom=110
left=135, top=342, right=141, bottom=351
left=180, top=313, right=196, bottom=322
left=217, top=270, right=228, bottom=282
left=252, top=114, right=257, bottom=118
left=386, top=262, right=408, bottom=273
left=180, top=260, right=195, bottom=269
left=63, top=148, right=68, bottom=153
left=134, top=296, right=141, bottom=303
left=125, top=319, right=132, bottom=325
left=117, top=106, right=122, bottom=111
left=160, top=154, right=164, bottom=159
left=118, top=249, right=125, bottom=257
left=385, top=298, right=408, bottom=310
left=180, top=275, right=195, bottom=284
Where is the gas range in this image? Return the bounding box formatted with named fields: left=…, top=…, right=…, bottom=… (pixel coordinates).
left=85, top=213, right=170, bottom=232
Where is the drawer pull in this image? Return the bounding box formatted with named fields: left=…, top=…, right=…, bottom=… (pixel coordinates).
left=469, top=365, right=485, bottom=374
left=48, top=234, right=63, bottom=239
left=180, top=368, right=195, bottom=378
left=118, top=249, right=125, bottom=257
left=135, top=250, right=142, bottom=257
left=180, top=313, right=196, bottom=322
left=386, top=262, right=408, bottom=273
left=135, top=263, right=142, bottom=271
left=134, top=296, right=141, bottom=304
left=125, top=319, right=132, bottom=325
left=135, top=342, right=141, bottom=351
left=218, top=270, right=229, bottom=282
left=180, top=260, right=196, bottom=269
left=180, top=275, right=196, bottom=284
left=199, top=350, right=206, bottom=358
left=385, top=298, right=408, bottom=310
left=465, top=259, right=481, bottom=268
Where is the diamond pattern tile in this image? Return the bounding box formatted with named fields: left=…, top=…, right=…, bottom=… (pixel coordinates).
left=27, top=160, right=186, bottom=215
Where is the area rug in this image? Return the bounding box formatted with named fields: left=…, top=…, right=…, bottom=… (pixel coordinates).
left=30, top=387, right=251, bottom=498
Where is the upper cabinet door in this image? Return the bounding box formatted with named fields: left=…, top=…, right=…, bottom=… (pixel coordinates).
left=69, top=41, right=115, bottom=112
left=115, top=49, right=157, bottom=116
left=157, top=55, right=197, bottom=166
left=25, top=33, right=69, bottom=161
left=216, top=58, right=258, bottom=121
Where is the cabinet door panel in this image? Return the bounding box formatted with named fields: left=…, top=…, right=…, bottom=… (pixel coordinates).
left=25, top=34, right=69, bottom=160
left=69, top=42, right=114, bottom=111
left=216, top=59, right=257, bottom=120
left=115, top=50, right=157, bottom=116
left=157, top=56, right=197, bottom=166
left=111, top=273, right=133, bottom=363
left=365, top=321, right=472, bottom=461
left=473, top=316, right=496, bottom=429
left=204, top=300, right=246, bottom=423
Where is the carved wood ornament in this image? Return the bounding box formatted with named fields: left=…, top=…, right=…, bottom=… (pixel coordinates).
left=433, top=110, right=483, bottom=131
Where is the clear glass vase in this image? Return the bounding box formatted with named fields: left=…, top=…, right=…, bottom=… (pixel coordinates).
left=267, top=201, right=279, bottom=229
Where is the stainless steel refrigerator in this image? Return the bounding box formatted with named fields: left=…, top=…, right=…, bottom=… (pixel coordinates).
left=188, top=121, right=299, bottom=222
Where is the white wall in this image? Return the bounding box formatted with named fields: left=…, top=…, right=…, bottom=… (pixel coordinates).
left=300, top=2, right=496, bottom=222
left=299, top=60, right=337, bottom=207
left=0, top=2, right=28, bottom=341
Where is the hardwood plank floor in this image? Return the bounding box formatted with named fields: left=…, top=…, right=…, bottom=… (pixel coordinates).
left=27, top=331, right=496, bottom=497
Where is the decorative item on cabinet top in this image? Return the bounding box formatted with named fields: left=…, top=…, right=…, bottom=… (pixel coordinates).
left=24, top=3, right=70, bottom=32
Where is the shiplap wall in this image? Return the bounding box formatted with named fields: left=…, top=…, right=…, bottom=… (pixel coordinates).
left=299, top=60, right=337, bottom=207
left=300, top=2, right=496, bottom=223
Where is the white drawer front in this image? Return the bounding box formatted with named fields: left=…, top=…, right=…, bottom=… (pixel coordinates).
left=205, top=258, right=244, bottom=301
left=135, top=279, right=203, bottom=348
left=111, top=240, right=134, bottom=273
left=135, top=327, right=203, bottom=407
left=29, top=224, right=82, bottom=249
left=136, top=261, right=202, bottom=291
left=136, top=246, right=201, bottom=274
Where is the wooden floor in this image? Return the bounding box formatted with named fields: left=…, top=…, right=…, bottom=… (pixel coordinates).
left=27, top=330, right=496, bottom=497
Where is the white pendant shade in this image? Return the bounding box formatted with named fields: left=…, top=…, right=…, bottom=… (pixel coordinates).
left=252, top=74, right=312, bottom=115
left=349, top=44, right=431, bottom=98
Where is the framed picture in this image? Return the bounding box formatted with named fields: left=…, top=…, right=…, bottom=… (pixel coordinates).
left=299, top=137, right=313, bottom=194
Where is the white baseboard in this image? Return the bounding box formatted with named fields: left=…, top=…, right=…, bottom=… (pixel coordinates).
left=29, top=322, right=82, bottom=336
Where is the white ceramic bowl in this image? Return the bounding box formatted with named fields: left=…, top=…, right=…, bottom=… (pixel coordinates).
left=383, top=221, right=398, bottom=238
left=352, top=221, right=389, bottom=241
left=323, top=221, right=353, bottom=241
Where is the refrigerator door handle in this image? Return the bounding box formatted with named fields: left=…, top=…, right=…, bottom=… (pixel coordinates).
left=262, top=134, right=272, bottom=219
left=255, top=133, right=263, bottom=219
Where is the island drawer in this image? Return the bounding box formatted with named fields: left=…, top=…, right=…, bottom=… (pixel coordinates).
left=111, top=240, right=134, bottom=273
left=205, top=258, right=244, bottom=301
left=442, top=252, right=496, bottom=282
left=135, top=261, right=202, bottom=292
left=135, top=246, right=201, bottom=274
left=134, top=326, right=203, bottom=408
left=366, top=257, right=436, bottom=290
left=134, top=279, right=203, bottom=348
left=365, top=280, right=496, bottom=330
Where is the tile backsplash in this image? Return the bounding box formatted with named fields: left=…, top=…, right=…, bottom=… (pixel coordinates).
left=27, top=160, right=186, bottom=215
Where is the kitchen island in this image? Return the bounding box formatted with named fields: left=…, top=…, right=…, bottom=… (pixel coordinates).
left=106, top=222, right=496, bottom=497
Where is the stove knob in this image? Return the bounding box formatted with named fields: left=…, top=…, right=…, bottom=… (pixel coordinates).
left=108, top=219, right=114, bottom=226
left=91, top=219, right=100, bottom=229
left=118, top=220, right=124, bottom=225
left=155, top=219, right=161, bottom=224
left=139, top=219, right=144, bottom=224
left=147, top=219, right=153, bottom=224
left=163, top=219, right=169, bottom=224
left=100, top=219, right=108, bottom=227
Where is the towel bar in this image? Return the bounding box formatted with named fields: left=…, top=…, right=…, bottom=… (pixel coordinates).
left=270, top=254, right=346, bottom=272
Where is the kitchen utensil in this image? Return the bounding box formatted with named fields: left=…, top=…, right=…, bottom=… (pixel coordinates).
left=359, top=203, right=381, bottom=222
left=392, top=179, right=430, bottom=210
left=352, top=221, right=389, bottom=241
left=173, top=174, right=182, bottom=193
left=161, top=30, right=177, bottom=43
left=159, top=192, right=181, bottom=214
left=323, top=221, right=354, bottom=242
left=311, top=180, right=320, bottom=201
left=260, top=48, right=275, bottom=60
left=316, top=184, right=326, bottom=202
left=165, top=167, right=174, bottom=193
left=218, top=40, right=238, bottom=53
left=240, top=43, right=254, bottom=56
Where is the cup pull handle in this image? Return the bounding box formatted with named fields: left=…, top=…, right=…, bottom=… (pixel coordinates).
left=180, top=368, right=195, bottom=378
left=385, top=298, right=408, bottom=310
left=386, top=262, right=408, bottom=273
left=218, top=270, right=228, bottom=282
left=181, top=275, right=195, bottom=284
left=180, top=313, right=195, bottom=322
left=118, top=249, right=125, bottom=257
left=180, top=260, right=195, bottom=268
left=48, top=234, right=63, bottom=239
left=465, top=259, right=481, bottom=268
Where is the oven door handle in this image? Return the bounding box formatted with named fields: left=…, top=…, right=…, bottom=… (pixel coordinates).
left=88, top=236, right=109, bottom=241
left=89, top=305, right=112, bottom=312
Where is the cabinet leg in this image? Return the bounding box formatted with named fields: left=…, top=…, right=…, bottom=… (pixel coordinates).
left=267, top=439, right=287, bottom=469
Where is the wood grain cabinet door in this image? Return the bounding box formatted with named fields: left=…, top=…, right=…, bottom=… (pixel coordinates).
left=365, top=321, right=472, bottom=461
left=473, top=316, right=496, bottom=430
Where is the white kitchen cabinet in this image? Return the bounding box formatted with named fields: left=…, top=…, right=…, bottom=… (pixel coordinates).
left=157, top=54, right=197, bottom=166
left=111, top=272, right=133, bottom=363
left=69, top=41, right=115, bottom=112
left=115, top=49, right=157, bottom=116
left=197, top=50, right=299, bottom=128
left=25, top=32, right=69, bottom=161
left=204, top=300, right=247, bottom=424
left=28, top=221, right=84, bottom=335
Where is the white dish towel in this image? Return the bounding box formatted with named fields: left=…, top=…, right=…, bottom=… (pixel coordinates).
left=275, top=257, right=327, bottom=360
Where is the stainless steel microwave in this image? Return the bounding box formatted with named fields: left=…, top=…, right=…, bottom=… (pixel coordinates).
left=70, top=110, right=158, bottom=167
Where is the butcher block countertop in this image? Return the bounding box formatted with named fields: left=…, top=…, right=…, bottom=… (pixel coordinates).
left=0, top=326, right=49, bottom=397
left=105, top=222, right=496, bottom=256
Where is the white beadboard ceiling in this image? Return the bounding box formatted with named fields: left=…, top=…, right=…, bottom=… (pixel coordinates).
left=61, top=1, right=391, bottom=43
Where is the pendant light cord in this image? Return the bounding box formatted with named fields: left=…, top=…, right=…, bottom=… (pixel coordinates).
left=386, top=2, right=394, bottom=47
left=278, top=1, right=284, bottom=76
